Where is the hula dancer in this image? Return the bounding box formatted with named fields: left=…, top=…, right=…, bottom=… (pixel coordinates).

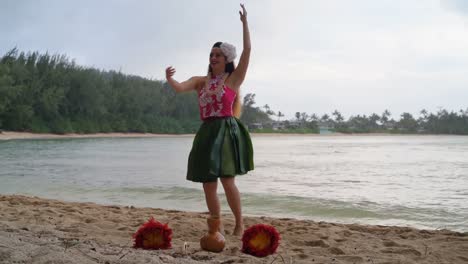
left=165, top=4, right=253, bottom=236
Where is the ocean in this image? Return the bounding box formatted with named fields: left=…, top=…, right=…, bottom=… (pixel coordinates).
left=1, top=134, right=467, bottom=232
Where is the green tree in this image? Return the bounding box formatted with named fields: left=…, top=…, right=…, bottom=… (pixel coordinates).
left=381, top=109, right=391, bottom=126
left=277, top=111, right=284, bottom=121
left=240, top=93, right=272, bottom=125
left=332, top=110, right=344, bottom=123
left=295, top=112, right=301, bottom=121
left=398, top=112, right=418, bottom=132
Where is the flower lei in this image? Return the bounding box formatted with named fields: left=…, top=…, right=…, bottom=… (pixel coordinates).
left=203, top=72, right=227, bottom=96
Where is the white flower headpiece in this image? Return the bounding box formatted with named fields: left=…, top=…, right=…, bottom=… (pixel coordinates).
left=220, top=42, right=237, bottom=63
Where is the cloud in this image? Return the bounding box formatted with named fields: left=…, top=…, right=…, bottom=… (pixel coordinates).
left=1, top=0, right=468, bottom=118
left=443, top=0, right=468, bottom=15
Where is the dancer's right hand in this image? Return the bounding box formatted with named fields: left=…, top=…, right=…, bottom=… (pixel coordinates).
left=165, top=66, right=176, bottom=80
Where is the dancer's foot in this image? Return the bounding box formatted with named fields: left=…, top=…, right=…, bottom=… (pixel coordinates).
left=218, top=222, right=225, bottom=235
left=232, top=225, right=244, bottom=236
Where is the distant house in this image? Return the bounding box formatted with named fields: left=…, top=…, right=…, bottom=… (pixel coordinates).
left=271, top=121, right=285, bottom=130
left=286, top=120, right=302, bottom=129
left=249, top=123, right=263, bottom=130
left=318, top=121, right=335, bottom=134
left=319, top=127, right=333, bottom=134
left=383, top=121, right=396, bottom=130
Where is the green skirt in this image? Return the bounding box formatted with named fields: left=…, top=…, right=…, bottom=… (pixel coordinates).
left=187, top=117, right=254, bottom=183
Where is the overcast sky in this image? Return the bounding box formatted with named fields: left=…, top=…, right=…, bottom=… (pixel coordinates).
left=1, top=0, right=468, bottom=119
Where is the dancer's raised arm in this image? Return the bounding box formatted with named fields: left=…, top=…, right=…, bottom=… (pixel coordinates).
left=165, top=66, right=203, bottom=93
left=230, top=4, right=251, bottom=89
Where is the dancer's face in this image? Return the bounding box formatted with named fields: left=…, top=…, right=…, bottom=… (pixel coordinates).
left=209, top=47, right=226, bottom=72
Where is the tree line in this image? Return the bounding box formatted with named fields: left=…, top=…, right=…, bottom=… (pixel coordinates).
left=0, top=48, right=202, bottom=134
left=325, top=109, right=468, bottom=134
left=258, top=108, right=468, bottom=135
left=1, top=49, right=467, bottom=135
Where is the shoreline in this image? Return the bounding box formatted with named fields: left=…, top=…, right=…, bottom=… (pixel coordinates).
left=1, top=131, right=466, bottom=141
left=0, top=131, right=195, bottom=140
left=1, top=194, right=467, bottom=263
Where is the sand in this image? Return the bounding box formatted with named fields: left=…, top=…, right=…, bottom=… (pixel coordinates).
left=0, top=195, right=467, bottom=263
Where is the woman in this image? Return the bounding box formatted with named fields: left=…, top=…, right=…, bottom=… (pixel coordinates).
left=165, top=4, right=253, bottom=236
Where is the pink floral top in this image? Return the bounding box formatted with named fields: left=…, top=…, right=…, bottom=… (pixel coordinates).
left=198, top=75, right=237, bottom=121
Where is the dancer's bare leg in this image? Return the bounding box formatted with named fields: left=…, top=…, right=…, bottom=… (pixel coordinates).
left=203, top=181, right=224, bottom=234
left=203, top=181, right=220, bottom=217
left=220, top=177, right=243, bottom=236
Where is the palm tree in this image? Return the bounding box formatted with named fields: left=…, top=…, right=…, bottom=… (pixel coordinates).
left=418, top=109, right=429, bottom=129
left=263, top=104, right=275, bottom=116
left=369, top=113, right=380, bottom=128
left=295, top=112, right=301, bottom=121
left=277, top=111, right=284, bottom=122
left=332, top=110, right=344, bottom=123
left=321, top=114, right=330, bottom=122
left=309, top=113, right=319, bottom=122
left=381, top=109, right=391, bottom=127
left=398, top=112, right=418, bottom=132
left=243, top=93, right=256, bottom=108
left=320, top=114, right=332, bottom=129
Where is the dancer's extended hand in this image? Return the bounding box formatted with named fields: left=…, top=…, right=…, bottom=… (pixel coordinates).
left=239, top=4, right=247, bottom=24
left=165, top=66, right=176, bottom=80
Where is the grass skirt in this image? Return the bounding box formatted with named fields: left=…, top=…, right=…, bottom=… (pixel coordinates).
left=187, top=117, right=254, bottom=183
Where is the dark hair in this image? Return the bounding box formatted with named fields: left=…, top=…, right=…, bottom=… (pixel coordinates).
left=208, top=42, right=235, bottom=74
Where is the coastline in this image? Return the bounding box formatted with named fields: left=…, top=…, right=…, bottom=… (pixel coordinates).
left=1, top=131, right=464, bottom=141
left=0, top=131, right=195, bottom=141
left=0, top=195, right=467, bottom=263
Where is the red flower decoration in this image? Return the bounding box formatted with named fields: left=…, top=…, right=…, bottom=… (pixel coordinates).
left=133, top=217, right=172, bottom=250
left=242, top=224, right=280, bottom=257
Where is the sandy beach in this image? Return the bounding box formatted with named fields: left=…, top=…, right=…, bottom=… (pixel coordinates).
left=0, top=195, right=467, bottom=263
